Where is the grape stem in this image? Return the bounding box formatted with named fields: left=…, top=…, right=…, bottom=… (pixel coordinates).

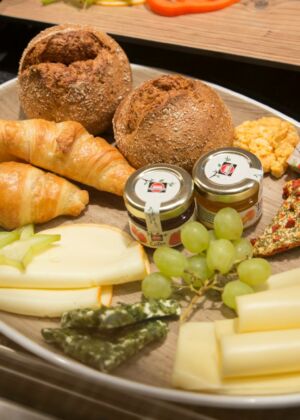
left=178, top=266, right=241, bottom=323
left=180, top=278, right=214, bottom=323
left=180, top=293, right=203, bottom=323
left=211, top=286, right=223, bottom=292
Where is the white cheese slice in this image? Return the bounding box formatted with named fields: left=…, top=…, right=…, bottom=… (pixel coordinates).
left=0, top=224, right=149, bottom=289
left=0, top=285, right=112, bottom=317
left=237, top=286, right=300, bottom=332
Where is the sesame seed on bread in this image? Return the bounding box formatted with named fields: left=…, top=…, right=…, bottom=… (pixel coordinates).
left=18, top=24, right=132, bottom=135
left=113, top=74, right=234, bottom=172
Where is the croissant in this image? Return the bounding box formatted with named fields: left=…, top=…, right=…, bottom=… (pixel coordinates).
left=0, top=149, right=16, bottom=163
left=0, top=162, right=89, bottom=230
left=0, top=119, right=135, bottom=196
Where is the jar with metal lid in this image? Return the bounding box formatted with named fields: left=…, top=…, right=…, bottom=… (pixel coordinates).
left=192, top=147, right=263, bottom=229
left=124, top=164, right=196, bottom=248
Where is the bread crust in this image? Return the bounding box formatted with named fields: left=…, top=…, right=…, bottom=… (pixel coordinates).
left=113, top=74, right=234, bottom=172
left=0, top=161, right=89, bottom=230
left=18, top=24, right=132, bottom=135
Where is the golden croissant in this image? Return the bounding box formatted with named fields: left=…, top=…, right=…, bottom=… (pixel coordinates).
left=0, top=162, right=89, bottom=230
left=0, top=119, right=135, bottom=196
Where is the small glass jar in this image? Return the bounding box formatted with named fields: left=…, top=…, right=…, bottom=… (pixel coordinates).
left=124, top=164, right=196, bottom=248
left=192, top=147, right=263, bottom=229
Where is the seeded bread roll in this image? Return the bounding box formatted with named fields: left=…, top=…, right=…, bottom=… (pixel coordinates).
left=113, top=74, right=234, bottom=172
left=18, top=24, right=132, bottom=135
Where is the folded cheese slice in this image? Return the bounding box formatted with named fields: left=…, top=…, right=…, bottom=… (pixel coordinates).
left=172, top=320, right=300, bottom=395
left=0, top=285, right=112, bottom=317
left=0, top=224, right=149, bottom=289
left=237, top=286, right=300, bottom=332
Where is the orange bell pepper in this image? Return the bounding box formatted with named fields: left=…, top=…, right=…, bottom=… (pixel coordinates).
left=146, top=0, right=240, bottom=16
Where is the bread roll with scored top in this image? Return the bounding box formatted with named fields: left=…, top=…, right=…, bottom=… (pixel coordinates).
left=113, top=74, right=234, bottom=172
left=18, top=24, right=132, bottom=134
left=0, top=162, right=89, bottom=230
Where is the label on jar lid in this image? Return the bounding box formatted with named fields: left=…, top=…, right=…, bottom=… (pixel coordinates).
left=134, top=170, right=181, bottom=238
left=204, top=153, right=263, bottom=185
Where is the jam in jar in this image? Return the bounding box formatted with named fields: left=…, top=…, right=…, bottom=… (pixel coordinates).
left=192, top=147, right=263, bottom=229
left=124, top=164, right=196, bottom=248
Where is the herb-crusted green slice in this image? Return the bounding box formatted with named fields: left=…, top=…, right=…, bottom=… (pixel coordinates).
left=252, top=179, right=300, bottom=256
left=42, top=320, right=168, bottom=372
left=61, top=299, right=180, bottom=330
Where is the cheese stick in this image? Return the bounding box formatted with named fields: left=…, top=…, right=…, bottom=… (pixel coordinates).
left=264, top=267, right=300, bottom=290
left=221, top=328, right=300, bottom=378
left=237, top=286, right=300, bottom=332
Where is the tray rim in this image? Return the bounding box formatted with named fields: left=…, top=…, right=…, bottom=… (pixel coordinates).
left=2, top=318, right=300, bottom=409
left=0, top=68, right=300, bottom=409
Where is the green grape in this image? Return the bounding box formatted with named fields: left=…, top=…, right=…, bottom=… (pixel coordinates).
left=206, top=239, right=235, bottom=274
left=182, top=255, right=214, bottom=288
left=153, top=246, right=187, bottom=277
left=180, top=221, right=209, bottom=253
left=233, top=238, right=253, bottom=262
left=142, top=272, right=172, bottom=299
left=208, top=230, right=217, bottom=243
left=214, top=207, right=243, bottom=240
left=222, top=280, right=254, bottom=310
left=237, top=258, right=271, bottom=287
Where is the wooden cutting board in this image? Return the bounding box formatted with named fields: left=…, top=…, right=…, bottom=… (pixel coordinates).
left=0, top=64, right=299, bottom=402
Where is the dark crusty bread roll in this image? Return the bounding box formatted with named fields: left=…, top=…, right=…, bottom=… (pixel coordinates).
left=113, top=74, right=234, bottom=172
left=18, top=24, right=132, bottom=135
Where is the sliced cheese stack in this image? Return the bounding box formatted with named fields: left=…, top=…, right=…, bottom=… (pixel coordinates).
left=173, top=319, right=300, bottom=395
left=0, top=224, right=149, bottom=289
left=172, top=268, right=300, bottom=395
left=0, top=224, right=149, bottom=317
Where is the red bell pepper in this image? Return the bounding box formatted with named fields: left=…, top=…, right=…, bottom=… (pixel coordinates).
left=146, top=0, right=240, bottom=16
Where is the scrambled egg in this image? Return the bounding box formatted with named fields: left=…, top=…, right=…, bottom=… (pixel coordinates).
left=234, top=117, right=299, bottom=178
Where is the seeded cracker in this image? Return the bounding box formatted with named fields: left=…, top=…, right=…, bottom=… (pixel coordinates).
left=252, top=179, right=300, bottom=256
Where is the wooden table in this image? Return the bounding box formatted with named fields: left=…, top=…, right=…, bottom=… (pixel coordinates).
left=0, top=0, right=299, bottom=69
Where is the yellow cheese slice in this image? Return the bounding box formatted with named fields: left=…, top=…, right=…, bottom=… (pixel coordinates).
left=237, top=286, right=300, bottom=332
left=0, top=224, right=149, bottom=289
left=0, top=285, right=112, bottom=317
left=214, top=318, right=237, bottom=340
left=172, top=322, right=221, bottom=390
left=173, top=320, right=300, bottom=395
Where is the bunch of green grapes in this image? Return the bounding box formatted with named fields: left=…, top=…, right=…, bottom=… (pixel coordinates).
left=142, top=207, right=271, bottom=311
